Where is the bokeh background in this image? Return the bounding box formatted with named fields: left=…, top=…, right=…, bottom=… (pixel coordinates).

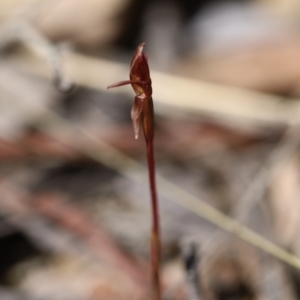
left=0, top=0, right=300, bottom=299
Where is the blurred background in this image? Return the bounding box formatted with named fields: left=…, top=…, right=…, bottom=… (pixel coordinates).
left=1, top=0, right=300, bottom=299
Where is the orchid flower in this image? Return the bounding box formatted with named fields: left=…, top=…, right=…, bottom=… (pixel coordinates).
left=107, top=43, right=154, bottom=142
left=108, top=43, right=161, bottom=300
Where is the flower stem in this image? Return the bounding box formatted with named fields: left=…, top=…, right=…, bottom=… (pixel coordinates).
left=143, top=97, right=161, bottom=300
left=146, top=139, right=161, bottom=300
left=107, top=42, right=161, bottom=299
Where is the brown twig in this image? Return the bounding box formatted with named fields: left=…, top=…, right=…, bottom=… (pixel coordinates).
left=8, top=42, right=300, bottom=128
left=0, top=121, right=269, bottom=162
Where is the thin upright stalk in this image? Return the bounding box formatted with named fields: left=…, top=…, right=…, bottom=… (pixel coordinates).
left=143, top=95, right=161, bottom=300
left=147, top=137, right=161, bottom=300
left=108, top=44, right=161, bottom=300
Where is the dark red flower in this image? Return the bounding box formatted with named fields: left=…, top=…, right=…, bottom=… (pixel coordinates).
left=107, top=43, right=153, bottom=140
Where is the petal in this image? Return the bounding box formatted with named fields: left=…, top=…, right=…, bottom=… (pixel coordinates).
left=130, top=43, right=145, bottom=70
left=107, top=80, right=134, bottom=89
left=107, top=80, right=145, bottom=91
left=131, top=97, right=144, bottom=139
left=130, top=43, right=150, bottom=85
